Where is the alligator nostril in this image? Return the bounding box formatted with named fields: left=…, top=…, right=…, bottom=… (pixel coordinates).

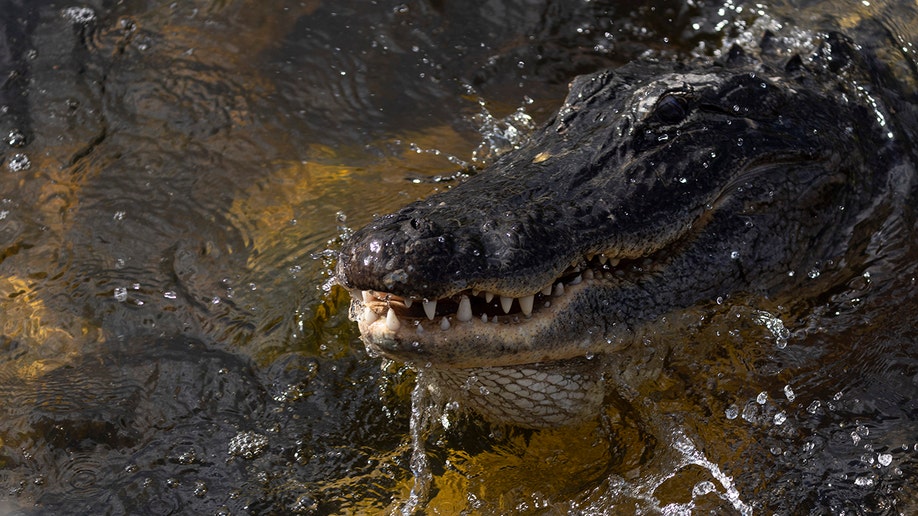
left=410, top=218, right=422, bottom=230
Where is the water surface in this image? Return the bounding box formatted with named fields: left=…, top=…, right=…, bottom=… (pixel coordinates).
left=0, top=0, right=916, bottom=514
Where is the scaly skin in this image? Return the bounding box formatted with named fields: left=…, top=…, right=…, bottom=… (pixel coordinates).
left=337, top=34, right=916, bottom=427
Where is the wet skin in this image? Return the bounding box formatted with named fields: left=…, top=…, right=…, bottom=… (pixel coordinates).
left=336, top=34, right=916, bottom=427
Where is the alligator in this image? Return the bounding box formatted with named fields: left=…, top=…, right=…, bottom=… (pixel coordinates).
left=336, top=32, right=917, bottom=427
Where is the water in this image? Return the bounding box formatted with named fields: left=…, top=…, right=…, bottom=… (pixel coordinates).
left=0, top=0, right=916, bottom=513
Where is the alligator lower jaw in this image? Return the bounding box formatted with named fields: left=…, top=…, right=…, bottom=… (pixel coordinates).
left=347, top=256, right=633, bottom=369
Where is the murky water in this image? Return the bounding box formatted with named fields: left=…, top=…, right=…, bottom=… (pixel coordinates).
left=0, top=0, right=916, bottom=514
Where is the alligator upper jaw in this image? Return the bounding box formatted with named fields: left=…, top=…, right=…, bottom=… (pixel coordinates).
left=347, top=250, right=641, bottom=369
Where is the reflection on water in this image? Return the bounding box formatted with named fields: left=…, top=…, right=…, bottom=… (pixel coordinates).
left=0, top=0, right=916, bottom=513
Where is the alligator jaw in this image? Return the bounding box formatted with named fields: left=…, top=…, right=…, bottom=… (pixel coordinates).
left=348, top=250, right=639, bottom=369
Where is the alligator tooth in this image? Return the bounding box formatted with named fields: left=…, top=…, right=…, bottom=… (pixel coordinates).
left=608, top=258, right=620, bottom=267
left=471, top=289, right=480, bottom=297
left=569, top=274, right=582, bottom=285
left=481, top=313, right=488, bottom=323
left=583, top=269, right=594, bottom=280
left=541, top=284, right=553, bottom=296
left=403, top=297, right=413, bottom=308
left=586, top=253, right=595, bottom=261
left=422, top=299, right=437, bottom=320
left=500, top=296, right=514, bottom=313
left=553, top=283, right=565, bottom=296
left=385, top=308, right=401, bottom=331
left=364, top=307, right=379, bottom=323
left=456, top=295, right=472, bottom=322
left=440, top=317, right=451, bottom=330
left=484, top=292, right=494, bottom=303
left=598, top=255, right=608, bottom=265
left=362, top=290, right=374, bottom=303
left=519, top=295, right=534, bottom=317
left=416, top=323, right=424, bottom=334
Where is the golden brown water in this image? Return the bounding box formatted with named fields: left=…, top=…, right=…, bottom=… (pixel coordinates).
left=0, top=0, right=916, bottom=514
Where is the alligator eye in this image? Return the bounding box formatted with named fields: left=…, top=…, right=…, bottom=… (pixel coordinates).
left=653, top=94, right=689, bottom=124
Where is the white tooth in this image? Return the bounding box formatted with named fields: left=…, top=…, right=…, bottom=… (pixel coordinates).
left=385, top=308, right=401, bottom=331
left=586, top=253, right=595, bottom=261
left=471, top=289, right=480, bottom=296
left=416, top=323, right=425, bottom=334
left=541, top=284, right=552, bottom=296
left=457, top=295, right=472, bottom=322
left=553, top=283, right=565, bottom=297
left=484, top=292, right=494, bottom=303
left=481, top=313, right=488, bottom=323
left=519, top=295, right=534, bottom=317
left=492, top=315, right=499, bottom=323
left=583, top=269, right=594, bottom=280
left=569, top=274, right=582, bottom=285
left=544, top=301, right=551, bottom=308
left=609, top=258, right=620, bottom=267
left=423, top=299, right=437, bottom=320
left=440, top=317, right=451, bottom=330
left=500, top=296, right=514, bottom=313
left=403, top=298, right=413, bottom=308
left=364, top=307, right=379, bottom=323
left=599, top=255, right=608, bottom=265
left=362, top=290, right=374, bottom=303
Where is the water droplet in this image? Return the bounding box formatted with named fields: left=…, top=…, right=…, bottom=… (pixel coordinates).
left=756, top=391, right=768, bottom=404
left=7, top=129, right=25, bottom=147
left=114, top=287, right=128, bottom=302
left=878, top=453, right=893, bottom=467
left=692, top=481, right=716, bottom=496
left=163, top=291, right=177, bottom=299
left=784, top=385, right=796, bottom=402
left=773, top=411, right=786, bottom=425
left=730, top=250, right=740, bottom=260
left=7, top=153, right=30, bottom=172
left=854, top=476, right=874, bottom=487
left=725, top=404, right=738, bottom=419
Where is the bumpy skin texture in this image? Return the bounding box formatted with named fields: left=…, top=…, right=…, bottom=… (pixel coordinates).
left=337, top=34, right=916, bottom=427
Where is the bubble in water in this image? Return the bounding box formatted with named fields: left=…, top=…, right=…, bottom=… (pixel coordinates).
left=228, top=431, right=269, bottom=459
left=193, top=480, right=207, bottom=497
left=61, top=6, right=96, bottom=24
left=7, top=153, right=30, bottom=172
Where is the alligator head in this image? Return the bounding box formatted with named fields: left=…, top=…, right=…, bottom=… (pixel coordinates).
left=336, top=35, right=904, bottom=427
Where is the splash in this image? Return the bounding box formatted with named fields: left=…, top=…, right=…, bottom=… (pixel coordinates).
left=400, top=371, right=439, bottom=515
